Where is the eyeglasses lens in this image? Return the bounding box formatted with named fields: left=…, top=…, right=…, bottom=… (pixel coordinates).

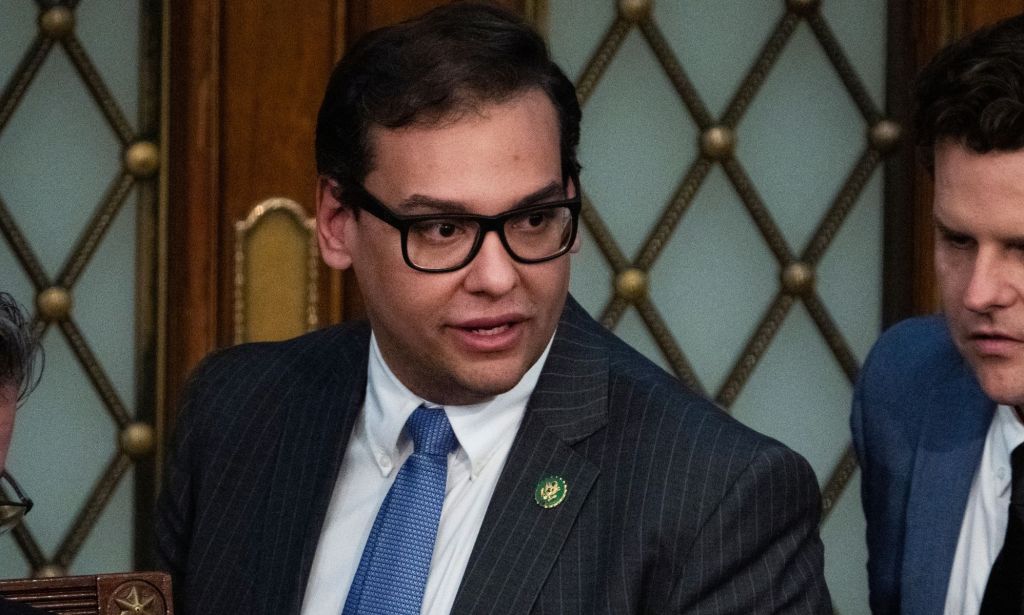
left=405, top=205, right=574, bottom=271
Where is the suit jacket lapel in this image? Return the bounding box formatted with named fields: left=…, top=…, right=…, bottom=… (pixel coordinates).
left=451, top=298, right=607, bottom=614
left=902, top=358, right=994, bottom=615
left=254, top=324, right=371, bottom=613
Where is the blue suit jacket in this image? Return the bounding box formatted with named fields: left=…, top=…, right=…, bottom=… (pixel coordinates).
left=851, top=315, right=995, bottom=614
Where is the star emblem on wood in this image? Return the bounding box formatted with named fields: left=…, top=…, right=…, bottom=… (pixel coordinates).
left=113, top=585, right=156, bottom=615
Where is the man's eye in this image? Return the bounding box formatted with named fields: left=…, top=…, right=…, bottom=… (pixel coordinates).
left=525, top=213, right=550, bottom=228
left=942, top=232, right=973, bottom=249
left=412, top=220, right=472, bottom=241
left=510, top=209, right=556, bottom=231
left=531, top=211, right=558, bottom=226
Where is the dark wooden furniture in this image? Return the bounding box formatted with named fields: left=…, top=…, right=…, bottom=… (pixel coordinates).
left=0, top=572, right=171, bottom=615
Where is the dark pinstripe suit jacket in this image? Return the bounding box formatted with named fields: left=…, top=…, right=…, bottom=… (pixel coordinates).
left=156, top=296, right=830, bottom=614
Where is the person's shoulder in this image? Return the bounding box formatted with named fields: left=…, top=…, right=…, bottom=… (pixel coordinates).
left=597, top=320, right=818, bottom=524
left=859, top=314, right=960, bottom=392
left=177, top=320, right=370, bottom=429
left=852, top=315, right=967, bottom=457
left=869, top=314, right=956, bottom=368
left=559, top=299, right=817, bottom=528
left=191, top=320, right=370, bottom=386
left=585, top=305, right=803, bottom=471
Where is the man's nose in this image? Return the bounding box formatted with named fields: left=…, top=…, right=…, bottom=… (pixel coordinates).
left=963, top=250, right=1014, bottom=313
left=462, top=230, right=517, bottom=296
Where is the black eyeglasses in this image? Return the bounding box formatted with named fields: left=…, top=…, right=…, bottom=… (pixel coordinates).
left=340, top=179, right=582, bottom=273
left=0, top=470, right=33, bottom=535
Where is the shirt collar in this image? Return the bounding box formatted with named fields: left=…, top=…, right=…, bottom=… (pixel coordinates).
left=989, top=405, right=1024, bottom=493
left=363, top=332, right=554, bottom=478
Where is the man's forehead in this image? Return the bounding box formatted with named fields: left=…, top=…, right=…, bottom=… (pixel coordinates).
left=370, top=88, right=545, bottom=130
left=934, top=143, right=1024, bottom=191
left=362, top=91, right=562, bottom=201
left=933, top=143, right=1024, bottom=236
left=365, top=89, right=556, bottom=148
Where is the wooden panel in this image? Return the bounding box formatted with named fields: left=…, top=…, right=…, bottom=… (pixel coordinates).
left=883, top=0, right=917, bottom=326
left=166, top=1, right=345, bottom=426
left=219, top=3, right=337, bottom=224
left=166, top=0, right=224, bottom=428
left=218, top=1, right=344, bottom=348
left=964, top=0, right=1024, bottom=32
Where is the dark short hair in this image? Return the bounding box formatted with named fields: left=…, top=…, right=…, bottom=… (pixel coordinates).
left=915, top=13, right=1024, bottom=170
left=315, top=1, right=581, bottom=192
left=0, top=293, right=40, bottom=403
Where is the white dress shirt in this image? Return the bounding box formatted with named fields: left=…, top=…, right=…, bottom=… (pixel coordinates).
left=944, top=405, right=1024, bottom=615
left=300, top=332, right=553, bottom=615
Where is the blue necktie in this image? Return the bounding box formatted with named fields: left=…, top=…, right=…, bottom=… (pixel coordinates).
left=342, top=405, right=457, bottom=615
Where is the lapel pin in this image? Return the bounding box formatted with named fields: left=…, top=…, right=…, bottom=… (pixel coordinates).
left=534, top=475, right=568, bottom=509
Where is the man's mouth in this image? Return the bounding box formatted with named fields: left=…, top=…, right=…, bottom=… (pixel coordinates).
left=468, top=323, right=511, bottom=336
left=969, top=329, right=1023, bottom=341
left=456, top=313, right=525, bottom=330
left=967, top=329, right=1024, bottom=356
left=451, top=315, right=526, bottom=352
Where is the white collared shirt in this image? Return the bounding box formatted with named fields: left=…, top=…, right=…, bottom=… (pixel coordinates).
left=944, top=405, right=1024, bottom=615
left=300, top=333, right=553, bottom=615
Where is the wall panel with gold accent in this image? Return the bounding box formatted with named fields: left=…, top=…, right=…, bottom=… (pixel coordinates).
left=547, top=1, right=890, bottom=612
left=234, top=198, right=319, bottom=344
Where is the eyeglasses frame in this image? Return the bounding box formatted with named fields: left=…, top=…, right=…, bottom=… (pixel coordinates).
left=0, top=470, right=33, bottom=533
left=337, top=177, right=582, bottom=273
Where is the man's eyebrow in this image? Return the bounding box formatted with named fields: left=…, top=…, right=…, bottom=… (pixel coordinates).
left=933, top=218, right=958, bottom=234
left=933, top=213, right=967, bottom=236
left=516, top=181, right=567, bottom=207
left=934, top=216, right=1024, bottom=246
left=396, top=181, right=567, bottom=215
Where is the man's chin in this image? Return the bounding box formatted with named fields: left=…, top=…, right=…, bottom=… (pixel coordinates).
left=448, top=377, right=521, bottom=405
left=973, top=365, right=1024, bottom=408
left=438, top=363, right=532, bottom=406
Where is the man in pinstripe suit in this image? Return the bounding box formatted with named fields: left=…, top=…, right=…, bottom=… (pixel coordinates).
left=156, top=4, right=830, bottom=614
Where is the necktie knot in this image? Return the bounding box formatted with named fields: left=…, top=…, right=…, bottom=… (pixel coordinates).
left=407, top=405, right=457, bottom=457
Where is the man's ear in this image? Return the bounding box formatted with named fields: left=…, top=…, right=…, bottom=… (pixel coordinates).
left=568, top=174, right=582, bottom=254
left=570, top=232, right=582, bottom=254
left=316, top=176, right=355, bottom=270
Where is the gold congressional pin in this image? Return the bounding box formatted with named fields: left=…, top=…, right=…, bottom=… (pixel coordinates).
left=534, top=475, right=568, bottom=509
